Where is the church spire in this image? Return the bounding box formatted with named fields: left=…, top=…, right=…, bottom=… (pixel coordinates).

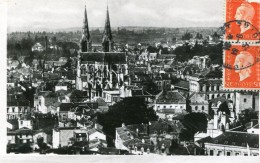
left=81, top=4, right=92, bottom=52
left=83, top=5, right=90, bottom=40
left=102, top=4, right=113, bottom=52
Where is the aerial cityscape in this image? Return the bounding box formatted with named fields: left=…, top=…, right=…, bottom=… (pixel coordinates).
left=6, top=0, right=259, bottom=156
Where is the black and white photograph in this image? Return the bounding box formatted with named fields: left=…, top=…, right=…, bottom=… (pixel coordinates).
left=4, top=0, right=259, bottom=157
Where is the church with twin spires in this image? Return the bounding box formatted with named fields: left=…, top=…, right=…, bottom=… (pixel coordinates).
left=76, top=5, right=128, bottom=99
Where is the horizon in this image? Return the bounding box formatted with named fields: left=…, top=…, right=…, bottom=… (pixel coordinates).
left=8, top=0, right=223, bottom=33
left=7, top=26, right=220, bottom=33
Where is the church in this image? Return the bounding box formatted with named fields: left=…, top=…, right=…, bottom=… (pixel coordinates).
left=76, top=5, right=128, bottom=99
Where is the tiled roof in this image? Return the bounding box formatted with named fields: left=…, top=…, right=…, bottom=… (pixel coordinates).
left=45, top=97, right=58, bottom=107
left=81, top=52, right=126, bottom=64
left=172, top=79, right=189, bottom=90
left=205, top=131, right=259, bottom=148
left=87, top=128, right=104, bottom=135
left=7, top=127, right=33, bottom=135
left=7, top=94, right=30, bottom=106
left=198, top=79, right=222, bottom=85
left=156, top=91, right=186, bottom=104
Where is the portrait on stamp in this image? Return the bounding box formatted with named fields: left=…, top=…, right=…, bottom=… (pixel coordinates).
left=234, top=51, right=254, bottom=81
left=235, top=2, right=255, bottom=34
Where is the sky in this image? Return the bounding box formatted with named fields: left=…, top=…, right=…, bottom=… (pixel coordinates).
left=7, top=0, right=224, bottom=32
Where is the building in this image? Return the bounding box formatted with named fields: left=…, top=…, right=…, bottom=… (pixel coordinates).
left=189, top=92, right=209, bottom=114
left=52, top=127, right=81, bottom=148
left=204, top=131, right=259, bottom=156
left=7, top=94, right=31, bottom=120
left=154, top=90, right=186, bottom=113
left=75, top=5, right=128, bottom=99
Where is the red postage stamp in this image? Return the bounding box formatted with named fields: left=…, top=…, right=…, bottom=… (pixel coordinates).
left=224, top=0, right=260, bottom=90
left=224, top=45, right=260, bottom=89
left=225, top=0, right=260, bottom=41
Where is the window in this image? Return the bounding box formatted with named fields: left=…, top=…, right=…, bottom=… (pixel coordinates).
left=227, top=152, right=231, bottom=156
left=210, top=150, right=214, bottom=156
left=244, top=154, right=248, bottom=156
left=195, top=106, right=198, bottom=111
left=202, top=106, right=204, bottom=111
left=244, top=98, right=247, bottom=102
left=164, top=106, right=166, bottom=109
left=217, top=151, right=222, bottom=156
left=235, top=153, right=240, bottom=156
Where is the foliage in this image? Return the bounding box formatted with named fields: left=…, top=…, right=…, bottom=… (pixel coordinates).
left=174, top=42, right=223, bottom=65
left=179, top=113, right=207, bottom=141
left=238, top=109, right=258, bottom=125
left=97, top=97, right=158, bottom=146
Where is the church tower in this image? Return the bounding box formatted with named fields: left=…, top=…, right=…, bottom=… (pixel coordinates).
left=102, top=5, right=113, bottom=52
left=80, top=5, right=92, bottom=52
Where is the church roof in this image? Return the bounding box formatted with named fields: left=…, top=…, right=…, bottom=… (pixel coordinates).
left=80, top=52, right=126, bottom=64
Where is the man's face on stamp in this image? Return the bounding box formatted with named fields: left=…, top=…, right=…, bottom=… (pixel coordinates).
left=234, top=51, right=254, bottom=81
left=235, top=2, right=255, bottom=33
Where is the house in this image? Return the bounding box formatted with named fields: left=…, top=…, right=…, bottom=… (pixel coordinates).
left=34, top=91, right=58, bottom=114
left=7, top=127, right=33, bottom=147
left=55, top=81, right=71, bottom=92
left=153, top=73, right=171, bottom=90
left=87, top=128, right=106, bottom=141
left=88, top=138, right=107, bottom=151
left=115, top=124, right=155, bottom=154
left=154, top=90, right=186, bottom=113
left=7, top=94, right=31, bottom=120
left=188, top=55, right=210, bottom=69
left=18, top=117, right=33, bottom=129
left=52, top=127, right=80, bottom=148
left=189, top=93, right=209, bottom=114
left=235, top=92, right=259, bottom=116
left=204, top=131, right=259, bottom=156
left=102, top=90, right=120, bottom=105
left=115, top=120, right=183, bottom=154
left=58, top=103, right=75, bottom=122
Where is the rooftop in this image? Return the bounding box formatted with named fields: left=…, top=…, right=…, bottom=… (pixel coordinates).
left=205, top=131, right=259, bottom=148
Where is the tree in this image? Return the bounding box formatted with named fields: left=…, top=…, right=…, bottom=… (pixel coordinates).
left=238, top=109, right=258, bottom=125
left=180, top=113, right=207, bottom=141
left=97, top=97, right=158, bottom=146
left=147, top=45, right=157, bottom=53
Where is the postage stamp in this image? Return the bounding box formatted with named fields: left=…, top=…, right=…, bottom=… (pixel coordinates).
left=224, top=0, right=260, bottom=90
left=225, top=0, right=260, bottom=41
left=224, top=44, right=260, bottom=89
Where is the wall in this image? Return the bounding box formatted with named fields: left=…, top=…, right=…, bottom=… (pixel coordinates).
left=205, top=143, right=259, bottom=156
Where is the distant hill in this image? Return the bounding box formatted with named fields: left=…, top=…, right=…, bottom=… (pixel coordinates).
left=8, top=26, right=219, bottom=33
